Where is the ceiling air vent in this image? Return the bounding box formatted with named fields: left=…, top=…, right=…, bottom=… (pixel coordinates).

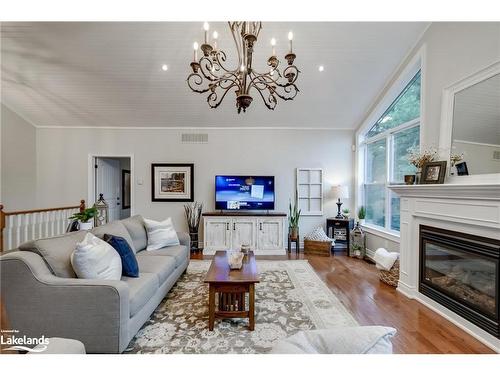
left=181, top=133, right=208, bottom=144
left=493, top=150, right=500, bottom=161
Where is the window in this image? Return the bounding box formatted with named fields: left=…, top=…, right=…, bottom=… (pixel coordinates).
left=360, top=71, right=421, bottom=233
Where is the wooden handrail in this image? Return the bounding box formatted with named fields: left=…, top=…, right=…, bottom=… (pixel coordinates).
left=0, top=200, right=85, bottom=252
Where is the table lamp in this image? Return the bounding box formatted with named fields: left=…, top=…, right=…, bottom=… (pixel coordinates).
left=331, top=185, right=349, bottom=219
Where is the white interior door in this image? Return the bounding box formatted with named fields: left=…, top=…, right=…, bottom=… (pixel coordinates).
left=96, top=158, right=121, bottom=222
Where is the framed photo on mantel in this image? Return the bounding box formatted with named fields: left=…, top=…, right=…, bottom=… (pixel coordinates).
left=151, top=163, right=194, bottom=202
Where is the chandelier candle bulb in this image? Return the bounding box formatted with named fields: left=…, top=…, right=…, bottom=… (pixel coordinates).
left=271, top=37, right=276, bottom=56
left=203, top=22, right=209, bottom=44
left=193, top=42, right=199, bottom=61
left=288, top=31, right=293, bottom=52
left=212, top=31, right=218, bottom=49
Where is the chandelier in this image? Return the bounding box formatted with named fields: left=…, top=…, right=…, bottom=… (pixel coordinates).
left=187, top=22, right=300, bottom=113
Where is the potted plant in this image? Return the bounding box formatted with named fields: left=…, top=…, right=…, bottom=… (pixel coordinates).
left=342, top=208, right=350, bottom=219
left=288, top=198, right=301, bottom=240
left=184, top=202, right=203, bottom=251
left=358, top=206, right=366, bottom=225
left=69, top=207, right=97, bottom=230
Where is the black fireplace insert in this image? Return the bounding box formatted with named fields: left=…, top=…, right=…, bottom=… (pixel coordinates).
left=419, top=225, right=500, bottom=338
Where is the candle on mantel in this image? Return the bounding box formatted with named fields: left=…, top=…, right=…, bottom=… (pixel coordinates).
left=193, top=42, right=199, bottom=61
left=213, top=31, right=218, bottom=50
left=288, top=31, right=293, bottom=53
left=271, top=37, right=276, bottom=57
left=203, top=22, right=209, bottom=44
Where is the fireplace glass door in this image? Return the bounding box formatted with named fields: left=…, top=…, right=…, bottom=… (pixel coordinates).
left=422, top=242, right=497, bottom=318
left=419, top=225, right=499, bottom=338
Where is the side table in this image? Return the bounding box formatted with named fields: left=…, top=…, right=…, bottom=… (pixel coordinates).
left=288, top=234, right=300, bottom=253
left=326, top=218, right=354, bottom=254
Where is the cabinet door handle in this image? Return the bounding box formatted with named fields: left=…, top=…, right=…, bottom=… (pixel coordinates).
left=226, top=223, right=229, bottom=230
left=233, top=223, right=236, bottom=231
left=259, top=223, right=262, bottom=231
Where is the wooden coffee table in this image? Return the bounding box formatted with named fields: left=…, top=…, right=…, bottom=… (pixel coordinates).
left=204, top=251, right=259, bottom=331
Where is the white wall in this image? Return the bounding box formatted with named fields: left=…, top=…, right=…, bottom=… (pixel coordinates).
left=356, top=22, right=500, bottom=253
left=35, top=128, right=354, bottom=237
left=0, top=104, right=37, bottom=210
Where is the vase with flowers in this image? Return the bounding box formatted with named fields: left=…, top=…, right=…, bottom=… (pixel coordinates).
left=406, top=146, right=438, bottom=184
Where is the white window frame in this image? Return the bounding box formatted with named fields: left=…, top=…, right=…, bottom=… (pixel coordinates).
left=362, top=118, right=420, bottom=234
left=355, top=45, right=426, bottom=241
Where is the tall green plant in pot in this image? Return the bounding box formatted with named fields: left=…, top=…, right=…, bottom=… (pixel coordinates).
left=289, top=198, right=301, bottom=240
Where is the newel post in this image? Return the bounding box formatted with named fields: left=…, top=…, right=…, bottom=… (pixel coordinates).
left=79, top=200, right=86, bottom=213
left=0, top=204, right=5, bottom=253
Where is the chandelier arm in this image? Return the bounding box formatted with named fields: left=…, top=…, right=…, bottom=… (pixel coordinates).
left=229, top=21, right=243, bottom=68
left=187, top=73, right=211, bottom=94
left=252, top=81, right=277, bottom=111
left=248, top=73, right=299, bottom=102
left=207, top=82, right=238, bottom=109
left=213, top=50, right=239, bottom=75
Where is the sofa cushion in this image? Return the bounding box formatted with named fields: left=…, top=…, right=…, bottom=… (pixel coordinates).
left=270, top=326, right=397, bottom=354
left=19, top=231, right=87, bottom=278
left=122, top=272, right=158, bottom=317
left=91, top=221, right=136, bottom=253
left=135, top=254, right=176, bottom=285
left=121, top=215, right=147, bottom=253
left=71, top=233, right=122, bottom=280
left=104, top=234, right=139, bottom=277
left=137, top=245, right=188, bottom=268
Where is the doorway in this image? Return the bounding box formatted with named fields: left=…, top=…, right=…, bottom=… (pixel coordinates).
left=89, top=155, right=133, bottom=222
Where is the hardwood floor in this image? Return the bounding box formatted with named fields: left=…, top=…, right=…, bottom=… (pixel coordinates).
left=191, top=250, right=494, bottom=354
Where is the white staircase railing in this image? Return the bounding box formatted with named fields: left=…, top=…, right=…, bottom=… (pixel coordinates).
left=0, top=200, right=86, bottom=252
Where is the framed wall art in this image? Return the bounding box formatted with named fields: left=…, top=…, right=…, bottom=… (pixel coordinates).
left=151, top=163, right=194, bottom=202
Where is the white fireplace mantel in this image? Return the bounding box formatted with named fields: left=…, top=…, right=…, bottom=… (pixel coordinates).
left=389, top=183, right=500, bottom=352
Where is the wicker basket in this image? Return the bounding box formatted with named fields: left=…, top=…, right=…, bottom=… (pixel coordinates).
left=378, top=259, right=400, bottom=287
left=304, top=239, right=332, bottom=257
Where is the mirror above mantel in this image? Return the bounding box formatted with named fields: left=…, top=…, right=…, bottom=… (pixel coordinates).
left=439, top=61, right=500, bottom=181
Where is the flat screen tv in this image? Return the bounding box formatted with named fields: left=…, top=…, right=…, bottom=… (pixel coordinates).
left=215, top=175, right=275, bottom=210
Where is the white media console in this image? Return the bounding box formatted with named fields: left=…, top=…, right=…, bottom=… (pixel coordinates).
left=202, top=212, right=287, bottom=255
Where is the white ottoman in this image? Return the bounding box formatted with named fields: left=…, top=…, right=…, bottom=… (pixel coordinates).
left=271, top=326, right=397, bottom=354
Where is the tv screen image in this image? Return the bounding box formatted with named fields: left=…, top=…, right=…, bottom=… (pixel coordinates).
left=215, top=176, right=275, bottom=210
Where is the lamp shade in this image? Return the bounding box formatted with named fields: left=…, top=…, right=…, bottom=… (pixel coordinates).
left=331, top=185, right=349, bottom=199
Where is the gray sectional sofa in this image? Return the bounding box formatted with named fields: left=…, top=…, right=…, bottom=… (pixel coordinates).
left=0, top=215, right=190, bottom=353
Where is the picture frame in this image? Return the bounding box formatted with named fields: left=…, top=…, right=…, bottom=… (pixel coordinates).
left=421, top=161, right=447, bottom=184
left=455, top=161, right=469, bottom=176
left=151, top=163, right=194, bottom=202
left=122, top=169, right=131, bottom=209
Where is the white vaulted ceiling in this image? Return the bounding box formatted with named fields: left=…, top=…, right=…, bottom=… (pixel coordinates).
left=0, top=22, right=429, bottom=128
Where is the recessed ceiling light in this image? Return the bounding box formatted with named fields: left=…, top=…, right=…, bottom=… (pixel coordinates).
left=318, top=65, right=324, bottom=72
left=161, top=64, right=168, bottom=71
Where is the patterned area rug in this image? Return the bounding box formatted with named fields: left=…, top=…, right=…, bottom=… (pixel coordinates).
left=126, top=260, right=358, bottom=354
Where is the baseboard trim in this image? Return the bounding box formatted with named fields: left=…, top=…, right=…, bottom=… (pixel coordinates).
left=413, top=292, right=500, bottom=353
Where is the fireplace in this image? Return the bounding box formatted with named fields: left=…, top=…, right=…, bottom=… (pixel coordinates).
left=419, top=225, right=500, bottom=338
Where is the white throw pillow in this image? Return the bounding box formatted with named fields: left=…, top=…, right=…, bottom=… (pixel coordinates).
left=144, top=217, right=180, bottom=250
left=305, top=227, right=333, bottom=242
left=71, top=232, right=122, bottom=280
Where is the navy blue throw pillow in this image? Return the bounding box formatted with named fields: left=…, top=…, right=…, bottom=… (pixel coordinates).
left=104, top=234, right=139, bottom=277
